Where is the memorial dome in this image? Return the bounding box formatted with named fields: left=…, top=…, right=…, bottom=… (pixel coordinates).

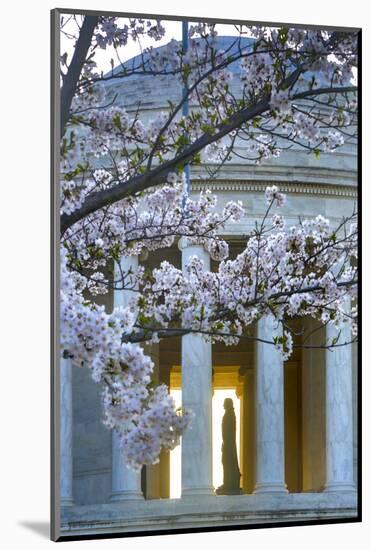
left=100, top=36, right=356, bottom=191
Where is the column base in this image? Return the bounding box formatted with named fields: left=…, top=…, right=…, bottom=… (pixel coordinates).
left=182, top=486, right=215, bottom=497
left=323, top=481, right=357, bottom=493
left=109, top=491, right=144, bottom=502
left=253, top=482, right=288, bottom=494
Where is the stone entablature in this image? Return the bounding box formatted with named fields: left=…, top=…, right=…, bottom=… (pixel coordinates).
left=190, top=180, right=357, bottom=198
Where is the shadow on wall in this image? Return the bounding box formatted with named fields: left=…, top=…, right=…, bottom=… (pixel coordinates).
left=18, top=521, right=50, bottom=539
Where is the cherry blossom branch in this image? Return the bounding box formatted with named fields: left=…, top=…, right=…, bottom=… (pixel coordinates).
left=61, top=15, right=99, bottom=136
left=60, top=80, right=358, bottom=233
left=125, top=324, right=357, bottom=351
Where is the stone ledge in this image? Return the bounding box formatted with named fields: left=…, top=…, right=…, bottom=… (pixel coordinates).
left=61, top=492, right=358, bottom=537
left=190, top=180, right=357, bottom=197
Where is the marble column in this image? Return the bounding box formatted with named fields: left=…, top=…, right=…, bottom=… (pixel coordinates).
left=254, top=316, right=288, bottom=494
left=180, top=241, right=214, bottom=496
left=60, top=357, right=74, bottom=506
left=110, top=432, right=143, bottom=501
left=324, top=317, right=356, bottom=493
left=110, top=255, right=143, bottom=501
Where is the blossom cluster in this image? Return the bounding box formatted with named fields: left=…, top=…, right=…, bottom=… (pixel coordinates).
left=265, top=185, right=286, bottom=206
left=95, top=17, right=165, bottom=50
left=62, top=172, right=245, bottom=279
left=270, top=89, right=291, bottom=120
left=135, top=188, right=357, bottom=349
left=60, top=247, right=191, bottom=470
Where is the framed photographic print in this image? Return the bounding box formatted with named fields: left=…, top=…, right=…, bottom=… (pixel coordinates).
left=51, top=8, right=361, bottom=541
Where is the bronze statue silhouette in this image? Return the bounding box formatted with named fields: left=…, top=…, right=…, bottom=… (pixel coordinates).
left=216, top=397, right=241, bottom=495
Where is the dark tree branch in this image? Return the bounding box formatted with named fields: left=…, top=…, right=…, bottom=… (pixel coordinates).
left=125, top=325, right=357, bottom=350
left=292, top=86, right=357, bottom=101
left=60, top=32, right=356, bottom=234
left=61, top=66, right=304, bottom=234
left=60, top=15, right=99, bottom=137
left=60, top=100, right=268, bottom=233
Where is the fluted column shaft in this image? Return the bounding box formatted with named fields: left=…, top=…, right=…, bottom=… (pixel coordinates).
left=60, top=357, right=74, bottom=506
left=110, top=255, right=143, bottom=501
left=181, top=242, right=214, bottom=496
left=254, top=316, right=287, bottom=494
left=324, top=316, right=356, bottom=493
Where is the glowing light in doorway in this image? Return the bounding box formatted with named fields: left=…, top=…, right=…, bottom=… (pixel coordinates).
left=169, top=388, right=241, bottom=497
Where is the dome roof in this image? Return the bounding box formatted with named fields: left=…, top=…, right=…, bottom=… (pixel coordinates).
left=107, top=36, right=255, bottom=79
left=100, top=36, right=356, bottom=188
